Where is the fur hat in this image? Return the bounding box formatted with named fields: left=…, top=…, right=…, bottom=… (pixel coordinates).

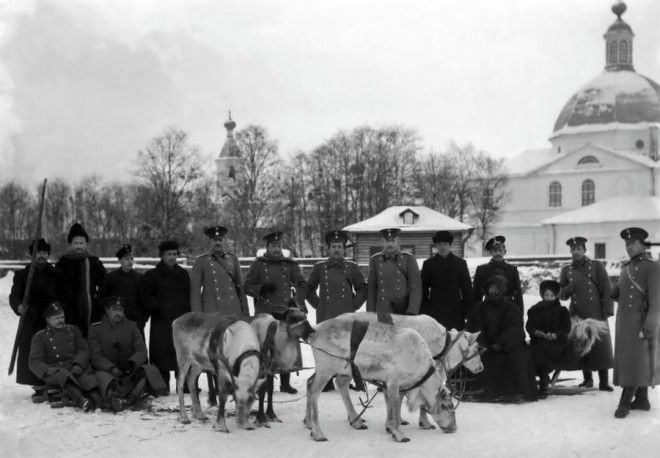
left=483, top=275, right=508, bottom=293
left=67, top=222, right=89, bottom=243
left=432, top=231, right=453, bottom=244
left=28, top=238, right=51, bottom=255
left=539, top=280, right=561, bottom=296
left=158, top=240, right=179, bottom=255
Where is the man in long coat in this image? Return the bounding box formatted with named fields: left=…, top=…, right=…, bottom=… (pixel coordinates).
left=190, top=225, right=248, bottom=316
left=56, top=222, right=106, bottom=337
left=101, top=244, right=145, bottom=333
left=244, top=230, right=306, bottom=393
left=9, top=239, right=65, bottom=389
left=29, top=302, right=101, bottom=411
left=472, top=235, right=524, bottom=314
left=611, top=227, right=660, bottom=418
left=89, top=297, right=167, bottom=410
left=367, top=228, right=422, bottom=315
left=305, top=230, right=367, bottom=323
left=420, top=231, right=473, bottom=330
left=558, top=236, right=614, bottom=390
left=141, top=240, right=191, bottom=388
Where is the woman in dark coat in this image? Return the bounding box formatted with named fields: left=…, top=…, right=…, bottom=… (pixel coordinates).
left=526, top=280, right=571, bottom=398
left=141, top=241, right=191, bottom=387
left=467, top=275, right=538, bottom=403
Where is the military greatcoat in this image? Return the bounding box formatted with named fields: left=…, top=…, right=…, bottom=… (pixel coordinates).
left=366, top=250, right=422, bottom=315
left=190, top=252, right=248, bottom=316
left=305, top=258, right=368, bottom=322
left=558, top=257, right=614, bottom=370
left=244, top=253, right=307, bottom=315
left=611, top=253, right=660, bottom=387
left=28, top=324, right=98, bottom=390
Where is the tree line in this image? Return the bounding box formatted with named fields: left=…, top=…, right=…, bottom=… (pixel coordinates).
left=0, top=125, right=507, bottom=259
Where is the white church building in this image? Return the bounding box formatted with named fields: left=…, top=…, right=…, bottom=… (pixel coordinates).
left=496, top=1, right=660, bottom=260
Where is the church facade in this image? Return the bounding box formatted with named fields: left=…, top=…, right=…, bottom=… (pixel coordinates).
left=494, top=1, right=660, bottom=260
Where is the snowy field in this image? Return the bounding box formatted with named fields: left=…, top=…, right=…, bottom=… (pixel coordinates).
left=0, top=270, right=659, bottom=458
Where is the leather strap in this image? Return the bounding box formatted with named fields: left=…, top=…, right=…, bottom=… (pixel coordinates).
left=349, top=320, right=369, bottom=392
left=401, top=365, right=436, bottom=393
left=377, top=311, right=394, bottom=325
left=232, top=349, right=262, bottom=377
left=433, top=332, right=453, bottom=360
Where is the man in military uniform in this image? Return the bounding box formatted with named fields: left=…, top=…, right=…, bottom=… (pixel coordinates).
left=89, top=297, right=167, bottom=411
left=366, top=228, right=422, bottom=315
left=244, top=230, right=306, bottom=394
left=141, top=240, right=191, bottom=390
left=56, top=222, right=106, bottom=337
left=558, top=236, right=614, bottom=391
left=472, top=235, right=524, bottom=314
left=28, top=302, right=101, bottom=411
left=101, top=244, right=145, bottom=334
left=9, top=239, right=65, bottom=392
left=611, top=227, right=660, bottom=418
left=420, top=231, right=473, bottom=330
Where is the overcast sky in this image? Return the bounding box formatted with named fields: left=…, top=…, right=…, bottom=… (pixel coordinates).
left=1, top=0, right=659, bottom=185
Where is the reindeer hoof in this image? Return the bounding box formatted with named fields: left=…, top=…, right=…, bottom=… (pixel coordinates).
left=419, top=422, right=436, bottom=430
left=303, top=418, right=311, bottom=430
left=400, top=420, right=409, bottom=426
left=193, top=413, right=209, bottom=422
left=390, top=430, right=410, bottom=442
left=350, top=418, right=368, bottom=430
left=213, top=424, right=230, bottom=433
left=312, top=434, right=328, bottom=442
left=267, top=412, right=283, bottom=423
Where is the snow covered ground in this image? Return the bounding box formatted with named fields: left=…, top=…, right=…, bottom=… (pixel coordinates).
left=0, top=270, right=659, bottom=458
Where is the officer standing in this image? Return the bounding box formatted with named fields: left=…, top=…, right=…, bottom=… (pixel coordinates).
left=101, top=244, right=145, bottom=333
left=611, top=227, right=660, bottom=418
left=472, top=235, right=524, bottom=314
left=366, top=228, right=422, bottom=315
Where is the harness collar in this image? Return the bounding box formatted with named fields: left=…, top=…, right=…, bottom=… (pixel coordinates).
left=231, top=349, right=262, bottom=377
left=401, top=365, right=436, bottom=393
left=433, top=332, right=453, bottom=360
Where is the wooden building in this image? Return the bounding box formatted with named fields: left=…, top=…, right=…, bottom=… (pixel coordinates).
left=343, top=206, right=473, bottom=264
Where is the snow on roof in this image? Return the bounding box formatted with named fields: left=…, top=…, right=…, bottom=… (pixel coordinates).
left=343, top=206, right=472, bottom=233
left=503, top=148, right=557, bottom=176
left=542, top=195, right=660, bottom=225
left=550, top=121, right=660, bottom=140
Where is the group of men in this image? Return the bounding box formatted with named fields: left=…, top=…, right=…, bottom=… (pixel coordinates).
left=9, top=220, right=659, bottom=420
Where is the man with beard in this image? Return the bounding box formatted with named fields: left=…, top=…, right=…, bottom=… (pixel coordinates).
left=141, top=240, right=191, bottom=390
left=611, top=227, right=660, bottom=418
left=245, top=230, right=306, bottom=394
left=89, top=296, right=167, bottom=411
left=467, top=275, right=538, bottom=403
left=366, top=228, right=422, bottom=315
left=472, top=236, right=524, bottom=315
left=420, top=231, right=473, bottom=330
left=101, top=244, right=145, bottom=334
left=56, top=223, right=106, bottom=337
left=558, top=236, right=614, bottom=391
left=9, top=239, right=65, bottom=394
left=29, top=302, right=101, bottom=411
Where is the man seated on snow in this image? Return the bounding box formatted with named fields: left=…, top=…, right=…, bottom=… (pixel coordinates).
left=28, top=302, right=101, bottom=411
left=89, top=296, right=168, bottom=411
left=467, top=275, right=538, bottom=403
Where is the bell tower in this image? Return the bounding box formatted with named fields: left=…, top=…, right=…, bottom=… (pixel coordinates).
left=216, top=111, right=242, bottom=201
left=604, top=1, right=634, bottom=71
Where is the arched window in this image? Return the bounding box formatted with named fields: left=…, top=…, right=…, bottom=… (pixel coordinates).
left=228, top=165, right=236, bottom=179
left=609, top=41, right=618, bottom=63
left=582, top=179, right=595, bottom=206
left=619, top=41, right=628, bottom=62
left=577, top=155, right=599, bottom=165
left=549, top=181, right=562, bottom=207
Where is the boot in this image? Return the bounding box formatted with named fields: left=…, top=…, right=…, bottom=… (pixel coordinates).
left=579, top=370, right=593, bottom=388
left=631, top=387, right=651, bottom=411
left=279, top=373, right=297, bottom=394
left=538, top=374, right=550, bottom=400
left=31, top=385, right=47, bottom=403
left=598, top=370, right=613, bottom=391
left=614, top=387, right=636, bottom=418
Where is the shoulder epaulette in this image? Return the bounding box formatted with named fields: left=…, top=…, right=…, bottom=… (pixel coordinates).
left=34, top=329, right=45, bottom=336
left=195, top=253, right=210, bottom=260
left=314, top=260, right=326, bottom=267
left=91, top=321, right=102, bottom=326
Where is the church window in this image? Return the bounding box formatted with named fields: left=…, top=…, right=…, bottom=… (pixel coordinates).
left=609, top=41, right=618, bottom=63
left=582, top=179, right=595, bottom=206
left=228, top=166, right=236, bottom=179
left=577, top=155, right=599, bottom=165
left=549, top=182, right=562, bottom=207
left=620, top=41, right=628, bottom=62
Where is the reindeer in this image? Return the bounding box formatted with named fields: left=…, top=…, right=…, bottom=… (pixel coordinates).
left=336, top=312, right=483, bottom=430
left=172, top=313, right=264, bottom=432
left=304, top=318, right=457, bottom=442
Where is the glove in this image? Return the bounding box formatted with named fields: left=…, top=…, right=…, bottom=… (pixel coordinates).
left=118, top=360, right=136, bottom=375
left=641, top=326, right=656, bottom=339
left=110, top=367, right=122, bottom=378
left=70, top=364, right=83, bottom=376
left=259, top=283, right=277, bottom=297
left=45, top=367, right=60, bottom=376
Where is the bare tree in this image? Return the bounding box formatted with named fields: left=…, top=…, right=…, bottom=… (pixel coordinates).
left=0, top=181, right=33, bottom=257
left=469, top=154, right=508, bottom=249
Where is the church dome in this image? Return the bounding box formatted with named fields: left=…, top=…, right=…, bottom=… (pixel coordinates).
left=552, top=70, right=660, bottom=134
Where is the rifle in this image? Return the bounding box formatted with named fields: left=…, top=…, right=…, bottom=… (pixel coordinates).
left=8, top=179, right=48, bottom=376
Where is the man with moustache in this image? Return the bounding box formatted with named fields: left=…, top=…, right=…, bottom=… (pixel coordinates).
left=558, top=236, right=614, bottom=391
left=245, top=230, right=307, bottom=394
left=420, top=231, right=473, bottom=330
left=367, top=228, right=422, bottom=315
left=9, top=239, right=66, bottom=392
left=101, top=244, right=145, bottom=334
left=141, top=240, right=191, bottom=389
left=472, top=235, right=524, bottom=314
left=56, top=223, right=106, bottom=337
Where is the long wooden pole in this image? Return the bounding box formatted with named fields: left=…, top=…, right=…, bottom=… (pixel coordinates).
left=8, top=179, right=48, bottom=376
